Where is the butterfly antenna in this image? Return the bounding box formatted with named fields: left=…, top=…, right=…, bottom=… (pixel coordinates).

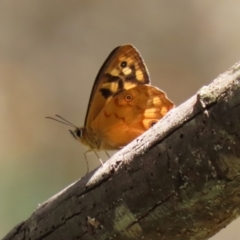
left=46, top=115, right=77, bottom=128
left=55, top=115, right=77, bottom=127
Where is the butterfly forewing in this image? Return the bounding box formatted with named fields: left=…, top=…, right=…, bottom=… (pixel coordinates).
left=84, top=45, right=151, bottom=128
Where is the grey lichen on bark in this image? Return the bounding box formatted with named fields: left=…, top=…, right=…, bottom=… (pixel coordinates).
left=3, top=62, right=240, bottom=240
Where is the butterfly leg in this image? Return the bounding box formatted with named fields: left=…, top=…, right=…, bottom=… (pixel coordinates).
left=105, top=150, right=110, bottom=158
left=93, top=150, right=104, bottom=166
left=84, top=150, right=90, bottom=173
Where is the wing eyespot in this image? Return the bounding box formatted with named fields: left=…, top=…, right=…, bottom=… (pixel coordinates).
left=120, top=61, right=127, bottom=68
left=149, top=120, right=158, bottom=128
left=125, top=94, right=133, bottom=102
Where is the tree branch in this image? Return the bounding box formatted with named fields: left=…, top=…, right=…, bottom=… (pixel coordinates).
left=3, top=62, right=240, bottom=240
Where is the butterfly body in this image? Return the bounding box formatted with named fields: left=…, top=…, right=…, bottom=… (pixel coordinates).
left=48, top=44, right=174, bottom=153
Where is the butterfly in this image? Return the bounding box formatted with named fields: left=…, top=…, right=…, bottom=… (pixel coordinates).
left=47, top=44, right=174, bottom=171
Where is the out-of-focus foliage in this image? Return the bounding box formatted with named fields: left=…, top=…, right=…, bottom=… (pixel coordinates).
left=1, top=1, right=240, bottom=239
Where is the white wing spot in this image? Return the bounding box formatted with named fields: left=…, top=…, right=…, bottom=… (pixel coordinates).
left=122, top=67, right=132, bottom=75
left=110, top=69, right=120, bottom=76
left=136, top=70, right=144, bottom=81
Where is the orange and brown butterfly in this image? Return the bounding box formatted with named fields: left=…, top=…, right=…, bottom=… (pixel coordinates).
left=47, top=44, right=174, bottom=171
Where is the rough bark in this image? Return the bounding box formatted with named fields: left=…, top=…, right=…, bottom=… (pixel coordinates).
left=3, top=62, right=240, bottom=240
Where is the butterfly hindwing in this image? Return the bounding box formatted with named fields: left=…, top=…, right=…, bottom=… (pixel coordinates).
left=90, top=85, right=174, bottom=148
left=85, top=45, right=150, bottom=128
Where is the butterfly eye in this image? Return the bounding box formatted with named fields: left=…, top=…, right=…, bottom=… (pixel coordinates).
left=125, top=94, right=133, bottom=102
left=76, top=129, right=82, bottom=138
left=149, top=120, right=158, bottom=128
left=120, top=61, right=127, bottom=68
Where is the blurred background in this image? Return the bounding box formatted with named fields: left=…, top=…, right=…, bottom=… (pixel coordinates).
left=1, top=1, right=240, bottom=239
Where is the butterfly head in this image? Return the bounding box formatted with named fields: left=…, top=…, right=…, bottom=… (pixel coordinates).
left=69, top=126, right=99, bottom=149
left=46, top=114, right=85, bottom=141
left=69, top=127, right=84, bottom=141
left=46, top=115, right=97, bottom=149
